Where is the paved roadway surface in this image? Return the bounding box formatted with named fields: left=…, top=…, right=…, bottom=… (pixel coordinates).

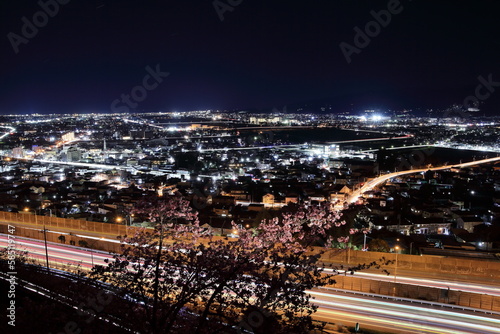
left=2, top=235, right=500, bottom=334
left=311, top=288, right=500, bottom=334
left=2, top=227, right=500, bottom=292
left=347, top=156, right=500, bottom=204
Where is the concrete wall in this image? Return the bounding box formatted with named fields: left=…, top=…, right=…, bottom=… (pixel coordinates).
left=319, top=247, right=500, bottom=279
left=0, top=211, right=130, bottom=237
left=327, top=275, right=500, bottom=312
left=2, top=212, right=500, bottom=311
left=2, top=210, right=500, bottom=279
left=0, top=224, right=123, bottom=253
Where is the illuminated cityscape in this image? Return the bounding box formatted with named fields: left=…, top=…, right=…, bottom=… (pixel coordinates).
left=1, top=1, right=500, bottom=333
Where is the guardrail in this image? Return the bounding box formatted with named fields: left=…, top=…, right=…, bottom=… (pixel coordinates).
left=316, top=286, right=500, bottom=316
left=0, top=269, right=128, bottom=332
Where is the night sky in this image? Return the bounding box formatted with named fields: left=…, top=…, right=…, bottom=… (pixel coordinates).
left=1, top=0, right=499, bottom=114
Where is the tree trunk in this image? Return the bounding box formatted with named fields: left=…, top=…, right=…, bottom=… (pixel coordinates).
left=151, top=223, right=164, bottom=333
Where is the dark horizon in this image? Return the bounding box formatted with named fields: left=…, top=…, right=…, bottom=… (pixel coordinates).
left=1, top=1, right=499, bottom=115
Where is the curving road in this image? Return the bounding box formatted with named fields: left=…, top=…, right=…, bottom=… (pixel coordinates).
left=347, top=156, right=500, bottom=204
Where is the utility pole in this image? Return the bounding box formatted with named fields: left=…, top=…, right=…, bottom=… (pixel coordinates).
left=90, top=244, right=94, bottom=267
left=35, top=210, right=50, bottom=274
left=394, top=245, right=399, bottom=283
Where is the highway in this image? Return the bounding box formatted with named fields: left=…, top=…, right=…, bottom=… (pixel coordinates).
left=3, top=234, right=500, bottom=296
left=310, top=288, right=500, bottom=334
left=360, top=144, right=432, bottom=153
left=326, top=134, right=413, bottom=145
left=2, top=235, right=500, bottom=333
left=0, top=125, right=16, bottom=139
left=347, top=156, right=500, bottom=204
left=0, top=234, right=111, bottom=270
left=322, top=267, right=500, bottom=297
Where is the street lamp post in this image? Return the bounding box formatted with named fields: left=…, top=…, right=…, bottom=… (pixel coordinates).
left=90, top=246, right=94, bottom=267
left=32, top=208, right=50, bottom=274
left=394, top=245, right=400, bottom=283
left=117, top=214, right=134, bottom=227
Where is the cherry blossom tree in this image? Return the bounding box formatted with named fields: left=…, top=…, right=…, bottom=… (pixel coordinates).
left=91, top=196, right=384, bottom=333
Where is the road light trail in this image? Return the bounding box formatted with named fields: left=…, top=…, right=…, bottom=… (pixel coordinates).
left=3, top=234, right=500, bottom=297
left=321, top=267, right=500, bottom=297
left=326, top=134, right=413, bottom=145
left=0, top=234, right=112, bottom=269
left=347, top=156, right=500, bottom=204
left=3, top=235, right=500, bottom=333
left=310, top=289, right=500, bottom=334
left=0, top=125, right=16, bottom=139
